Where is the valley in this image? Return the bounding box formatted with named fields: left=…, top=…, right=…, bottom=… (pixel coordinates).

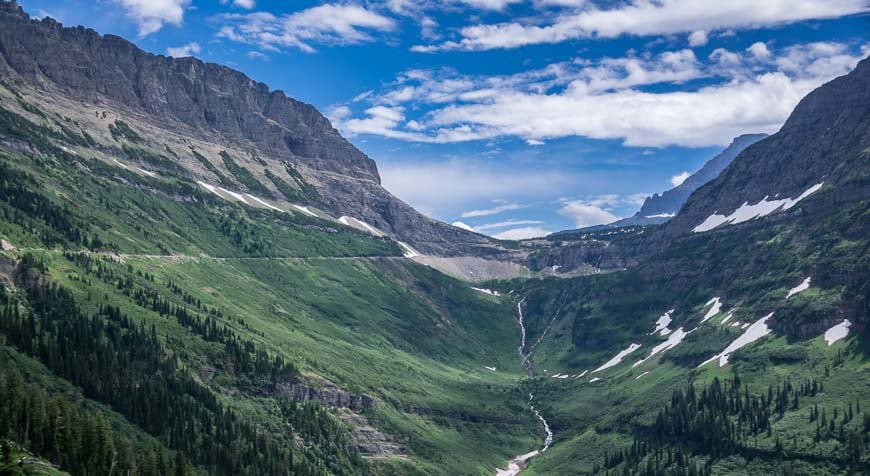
left=0, top=1, right=867, bottom=475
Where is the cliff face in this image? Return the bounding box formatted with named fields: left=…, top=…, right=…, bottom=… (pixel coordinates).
left=664, top=56, right=870, bottom=238
left=0, top=1, right=377, bottom=181
left=0, top=0, right=500, bottom=257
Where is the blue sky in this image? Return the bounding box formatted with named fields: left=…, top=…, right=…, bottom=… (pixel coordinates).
left=19, top=0, right=870, bottom=238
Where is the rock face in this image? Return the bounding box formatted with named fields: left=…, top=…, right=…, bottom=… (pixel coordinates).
left=611, top=134, right=768, bottom=227
left=275, top=379, right=375, bottom=411
left=0, top=0, right=500, bottom=257
left=664, top=56, right=870, bottom=238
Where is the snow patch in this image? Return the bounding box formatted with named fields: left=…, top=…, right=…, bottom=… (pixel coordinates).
left=720, top=311, right=734, bottom=324
left=589, top=377, right=602, bottom=383
left=397, top=241, right=421, bottom=258
left=592, top=343, right=641, bottom=373
left=651, top=309, right=674, bottom=336
left=786, top=277, right=811, bottom=299
left=112, top=159, right=129, bottom=170
left=645, top=213, right=675, bottom=219
left=292, top=204, right=318, bottom=217
left=823, top=320, right=851, bottom=346
left=484, top=366, right=497, bottom=372
left=472, top=287, right=501, bottom=296
left=701, top=297, right=722, bottom=323
left=635, top=371, right=650, bottom=380
left=700, top=313, right=773, bottom=368
left=219, top=188, right=248, bottom=203
left=338, top=216, right=385, bottom=236
left=244, top=194, right=282, bottom=211
left=693, top=182, right=824, bottom=233
left=136, top=167, right=157, bottom=177
left=633, top=327, right=691, bottom=368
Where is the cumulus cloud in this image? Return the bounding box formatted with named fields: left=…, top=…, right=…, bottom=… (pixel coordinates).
left=334, top=41, right=868, bottom=147
left=414, top=0, right=869, bottom=51
left=557, top=200, right=619, bottom=228
left=216, top=4, right=395, bottom=52
left=670, top=171, right=690, bottom=187
left=747, top=41, right=771, bottom=60
left=166, top=42, right=201, bottom=58
left=688, top=30, right=708, bottom=47
left=114, top=0, right=189, bottom=37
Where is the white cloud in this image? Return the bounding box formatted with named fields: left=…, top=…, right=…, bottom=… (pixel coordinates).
left=459, top=0, right=523, bottom=10
left=246, top=51, right=269, bottom=60
left=670, top=171, right=690, bottom=187
left=114, top=0, right=189, bottom=37
left=688, top=30, right=708, bottom=47
left=624, top=192, right=651, bottom=206
left=166, top=42, right=201, bottom=58
left=492, top=226, right=551, bottom=240
left=217, top=4, right=396, bottom=53
left=233, top=0, right=255, bottom=8
left=476, top=219, right=545, bottom=230
left=335, top=41, right=868, bottom=147
left=526, top=139, right=545, bottom=146
left=379, top=160, right=575, bottom=217
left=415, top=0, right=869, bottom=51
left=557, top=200, right=619, bottom=228
left=747, top=41, right=771, bottom=60
left=461, top=202, right=526, bottom=218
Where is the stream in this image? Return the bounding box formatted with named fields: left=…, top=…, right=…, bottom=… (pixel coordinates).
left=495, top=299, right=553, bottom=476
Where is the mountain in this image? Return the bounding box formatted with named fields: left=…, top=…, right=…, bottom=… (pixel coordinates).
left=0, top=1, right=867, bottom=475
left=503, top=56, right=869, bottom=474
left=664, top=56, right=870, bottom=238
left=610, top=133, right=768, bottom=227
left=0, top=0, right=505, bottom=259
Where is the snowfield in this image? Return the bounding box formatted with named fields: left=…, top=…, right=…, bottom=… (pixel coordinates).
left=593, top=343, right=641, bottom=373
left=693, top=182, right=823, bottom=232
left=292, top=204, right=318, bottom=217
left=701, top=313, right=773, bottom=367
left=472, top=287, right=501, bottom=296
left=633, top=327, right=690, bottom=368
left=397, top=242, right=421, bottom=258
left=823, top=320, right=851, bottom=346
left=786, top=277, right=811, bottom=298
left=244, top=194, right=282, bottom=211
left=651, top=310, right=674, bottom=336
left=701, top=297, right=722, bottom=323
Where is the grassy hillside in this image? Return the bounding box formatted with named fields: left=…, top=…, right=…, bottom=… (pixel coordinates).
left=499, top=189, right=869, bottom=474
left=0, top=88, right=540, bottom=475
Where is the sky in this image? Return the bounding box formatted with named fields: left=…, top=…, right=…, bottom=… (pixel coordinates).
left=19, top=0, right=870, bottom=239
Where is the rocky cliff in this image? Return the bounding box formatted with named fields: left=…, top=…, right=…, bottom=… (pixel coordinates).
left=0, top=0, right=502, bottom=257
left=664, top=56, right=870, bottom=238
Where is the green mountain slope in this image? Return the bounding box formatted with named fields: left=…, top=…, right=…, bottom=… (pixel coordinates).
left=0, top=1, right=867, bottom=474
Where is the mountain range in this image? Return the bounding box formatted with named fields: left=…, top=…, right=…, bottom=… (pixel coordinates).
left=0, top=1, right=867, bottom=475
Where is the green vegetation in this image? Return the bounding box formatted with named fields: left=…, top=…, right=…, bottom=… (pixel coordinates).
left=190, top=148, right=232, bottom=186
left=109, top=120, right=143, bottom=143
left=219, top=150, right=272, bottom=197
